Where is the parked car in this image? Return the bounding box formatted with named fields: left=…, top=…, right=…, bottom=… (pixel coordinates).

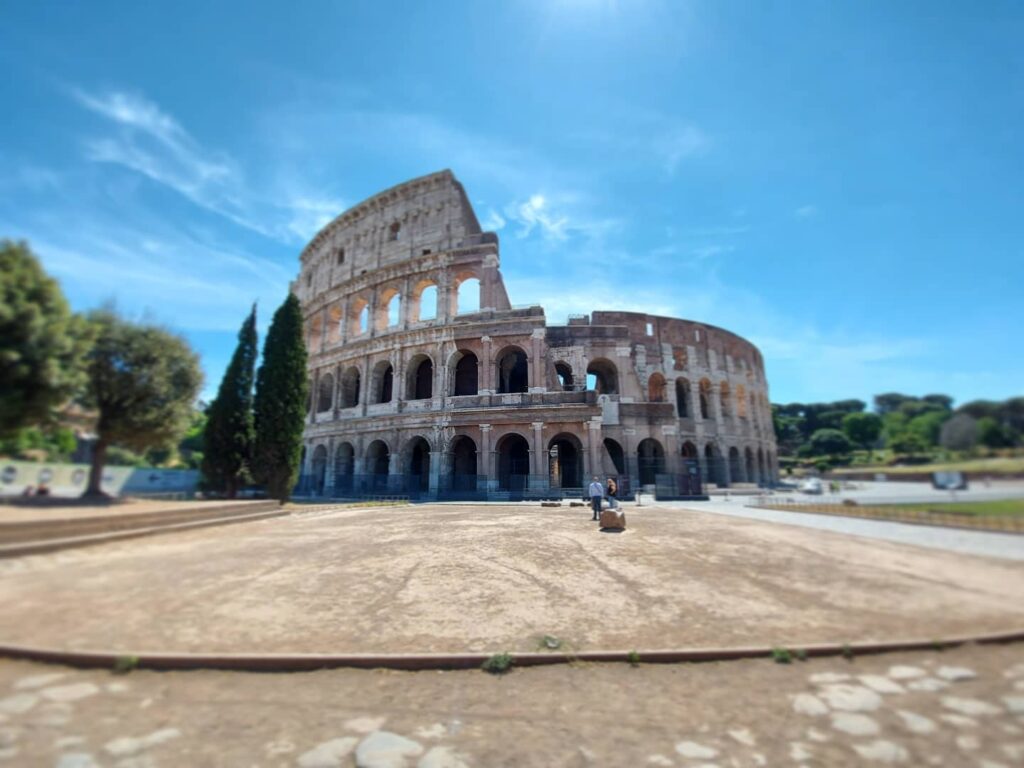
left=800, top=477, right=824, bottom=495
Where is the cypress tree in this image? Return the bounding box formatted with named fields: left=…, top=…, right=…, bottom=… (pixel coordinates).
left=253, top=294, right=308, bottom=502
left=202, top=305, right=257, bottom=498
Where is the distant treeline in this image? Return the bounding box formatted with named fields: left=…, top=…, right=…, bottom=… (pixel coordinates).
left=772, top=393, right=1024, bottom=458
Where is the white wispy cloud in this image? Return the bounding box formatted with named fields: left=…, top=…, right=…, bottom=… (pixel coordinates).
left=795, top=204, right=818, bottom=219
left=482, top=208, right=506, bottom=231
left=656, top=123, right=710, bottom=175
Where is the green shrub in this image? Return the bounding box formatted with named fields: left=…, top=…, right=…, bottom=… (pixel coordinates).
left=771, top=647, right=792, bottom=664
left=481, top=652, right=513, bottom=675
left=112, top=655, right=139, bottom=674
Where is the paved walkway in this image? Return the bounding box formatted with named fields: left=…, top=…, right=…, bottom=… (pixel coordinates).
left=667, top=500, right=1024, bottom=562
left=1, top=643, right=1022, bottom=766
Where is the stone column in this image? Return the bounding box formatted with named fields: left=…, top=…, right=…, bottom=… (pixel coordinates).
left=586, top=420, right=603, bottom=479
left=318, top=306, right=328, bottom=354
left=428, top=450, right=443, bottom=498
left=529, top=329, right=545, bottom=392
left=529, top=421, right=545, bottom=490
left=480, top=335, right=494, bottom=394
left=480, top=424, right=496, bottom=491
left=387, top=447, right=402, bottom=493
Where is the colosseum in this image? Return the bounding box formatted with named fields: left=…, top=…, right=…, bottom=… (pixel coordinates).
left=295, top=170, right=778, bottom=500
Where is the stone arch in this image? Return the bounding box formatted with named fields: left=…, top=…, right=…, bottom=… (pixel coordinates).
left=406, top=354, right=434, bottom=400
left=648, top=372, right=667, bottom=402
left=602, top=437, right=626, bottom=476
left=370, top=360, right=394, bottom=404
left=317, top=372, right=334, bottom=412
left=454, top=272, right=481, bottom=315
left=410, top=279, right=438, bottom=322
left=495, top=432, right=530, bottom=492
left=377, top=286, right=402, bottom=331
left=403, top=435, right=432, bottom=493
left=554, top=361, right=575, bottom=391
left=699, top=379, right=712, bottom=419
left=311, top=444, right=328, bottom=495
left=704, top=443, right=720, bottom=485
left=339, top=366, right=360, bottom=408
left=757, top=447, right=766, bottom=486
left=327, top=304, right=343, bottom=345
left=307, top=312, right=323, bottom=351
left=366, top=439, right=391, bottom=491
left=675, top=378, right=691, bottom=417
left=450, top=435, right=478, bottom=492
left=587, top=358, right=619, bottom=395
left=745, top=446, right=756, bottom=484
left=719, top=381, right=731, bottom=418
left=681, top=441, right=698, bottom=459
left=349, top=296, right=370, bottom=336
left=496, top=345, right=529, bottom=394
left=334, top=442, right=355, bottom=493
left=450, top=349, right=479, bottom=396
left=548, top=432, right=584, bottom=489
left=637, top=438, right=665, bottom=486
left=728, top=446, right=743, bottom=482
left=737, top=383, right=747, bottom=418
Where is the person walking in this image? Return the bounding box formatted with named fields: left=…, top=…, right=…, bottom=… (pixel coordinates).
left=605, top=477, right=619, bottom=510
left=588, top=476, right=604, bottom=521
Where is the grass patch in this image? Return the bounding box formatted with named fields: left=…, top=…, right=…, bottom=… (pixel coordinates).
left=481, top=652, right=514, bottom=675
left=112, top=654, right=139, bottom=674
left=771, top=647, right=792, bottom=664
left=890, top=499, right=1024, bottom=517
left=832, top=456, right=1024, bottom=476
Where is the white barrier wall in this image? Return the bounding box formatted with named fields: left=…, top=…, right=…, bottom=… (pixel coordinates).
left=0, top=461, right=198, bottom=498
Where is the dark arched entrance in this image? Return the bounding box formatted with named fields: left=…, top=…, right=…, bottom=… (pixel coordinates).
left=637, top=438, right=665, bottom=486
left=496, top=433, right=530, bottom=494
left=496, top=348, right=529, bottom=393
left=704, top=443, right=719, bottom=486
left=367, top=440, right=390, bottom=491
left=406, top=437, right=431, bottom=495
left=311, top=445, right=327, bottom=495
left=335, top=442, right=354, bottom=493
left=453, top=351, right=479, bottom=396
left=602, top=438, right=626, bottom=476
left=548, top=433, right=583, bottom=490
left=450, top=436, right=477, bottom=493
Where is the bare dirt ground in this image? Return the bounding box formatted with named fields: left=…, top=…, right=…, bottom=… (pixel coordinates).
left=0, top=498, right=268, bottom=526
left=1, top=643, right=1022, bottom=766
left=1, top=503, right=1022, bottom=655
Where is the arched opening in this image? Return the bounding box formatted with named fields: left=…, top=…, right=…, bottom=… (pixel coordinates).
left=378, top=289, right=401, bottom=330
left=720, top=382, right=731, bottom=418
left=496, top=347, right=529, bottom=394
left=745, top=447, right=755, bottom=484
left=602, top=438, right=626, bottom=476
left=554, top=362, right=574, bottom=391
left=452, top=351, right=479, bottom=396
left=496, top=433, right=530, bottom=492
left=317, top=373, right=334, bottom=412
left=371, top=361, right=393, bottom=404
left=757, top=448, right=766, bottom=486
left=704, top=443, right=719, bottom=485
left=412, top=282, right=438, bottom=322
left=307, top=313, right=323, bottom=352
left=450, top=436, right=477, bottom=492
left=729, top=446, right=742, bottom=482
left=681, top=441, right=698, bottom=459
left=648, top=373, right=667, bottom=402
left=407, top=355, right=433, bottom=400
left=339, top=366, right=360, bottom=409
left=699, top=379, right=711, bottom=419
left=737, top=383, right=748, bottom=418
left=334, top=442, right=354, bottom=493
left=366, top=440, right=390, bottom=491
left=637, top=438, right=665, bottom=486
left=455, top=276, right=480, bottom=315
left=750, top=392, right=757, bottom=422
left=548, top=433, right=583, bottom=489
left=311, top=444, right=327, bottom=495
left=405, top=437, right=431, bottom=494
left=587, top=358, right=619, bottom=395
left=675, top=378, right=691, bottom=417
left=327, top=305, right=343, bottom=345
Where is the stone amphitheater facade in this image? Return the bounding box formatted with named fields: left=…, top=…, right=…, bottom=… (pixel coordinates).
left=295, top=170, right=778, bottom=499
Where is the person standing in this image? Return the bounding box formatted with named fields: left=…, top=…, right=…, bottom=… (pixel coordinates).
left=588, top=476, right=604, bottom=521
left=605, top=477, right=618, bottom=510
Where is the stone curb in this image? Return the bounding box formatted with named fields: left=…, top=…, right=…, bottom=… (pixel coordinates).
left=1, top=628, right=1021, bottom=673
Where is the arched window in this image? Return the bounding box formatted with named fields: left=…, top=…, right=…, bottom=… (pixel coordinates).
left=496, top=347, right=529, bottom=394
left=637, top=438, right=666, bottom=486
left=456, top=277, right=480, bottom=315
left=736, top=383, right=747, bottom=418
left=699, top=379, right=711, bottom=419
left=675, top=378, right=691, bottom=417
left=349, top=297, right=369, bottom=337
left=327, top=305, right=343, bottom=345
left=586, top=359, right=619, bottom=395
left=334, top=442, right=354, bottom=492
left=407, top=355, right=433, bottom=400
left=366, top=440, right=390, bottom=491
left=648, top=373, right=667, bottom=402
left=555, top=362, right=574, bottom=391
left=339, top=366, right=360, bottom=408
left=412, top=283, right=438, bottom=322
left=388, top=221, right=401, bottom=241
left=371, top=361, right=393, bottom=404
left=719, top=382, right=731, bottom=417
left=316, top=373, right=334, bottom=412
left=452, top=351, right=479, bottom=396
left=377, top=288, right=401, bottom=331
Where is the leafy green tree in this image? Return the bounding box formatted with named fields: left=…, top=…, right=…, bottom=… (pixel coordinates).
left=939, top=413, right=978, bottom=451
left=907, top=410, right=950, bottom=447
left=841, top=412, right=882, bottom=451
left=178, top=407, right=207, bottom=469
left=202, top=306, right=257, bottom=497
left=0, top=240, right=92, bottom=435
left=81, top=309, right=202, bottom=497
left=809, top=428, right=853, bottom=456
left=889, top=431, right=929, bottom=456
left=253, top=294, right=308, bottom=502
left=977, top=417, right=1012, bottom=449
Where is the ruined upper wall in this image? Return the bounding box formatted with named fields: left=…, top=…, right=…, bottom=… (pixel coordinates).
left=300, top=169, right=483, bottom=274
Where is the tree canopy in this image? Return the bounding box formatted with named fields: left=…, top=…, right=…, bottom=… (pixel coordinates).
left=0, top=240, right=91, bottom=436
left=81, top=309, right=202, bottom=496
left=253, top=294, right=308, bottom=502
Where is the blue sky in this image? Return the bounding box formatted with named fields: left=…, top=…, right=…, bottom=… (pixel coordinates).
left=2, top=1, right=1022, bottom=407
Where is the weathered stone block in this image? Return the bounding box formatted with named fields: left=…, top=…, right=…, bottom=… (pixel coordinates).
left=599, top=509, right=626, bottom=530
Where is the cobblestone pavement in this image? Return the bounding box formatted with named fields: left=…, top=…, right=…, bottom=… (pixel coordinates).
left=1, top=644, right=1023, bottom=766
left=673, top=501, right=1024, bottom=561
left=2, top=505, right=1022, bottom=654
